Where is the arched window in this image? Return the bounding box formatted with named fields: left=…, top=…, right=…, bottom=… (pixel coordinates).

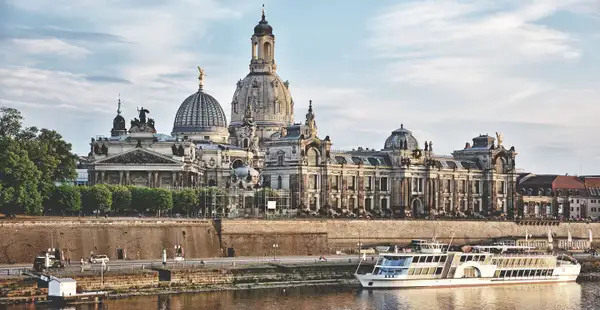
left=232, top=159, right=244, bottom=169
left=307, top=148, right=319, bottom=166
left=243, top=139, right=249, bottom=148
left=263, top=42, right=271, bottom=61
left=365, top=198, right=372, bottom=211
left=277, top=176, right=283, bottom=189
left=208, top=179, right=216, bottom=187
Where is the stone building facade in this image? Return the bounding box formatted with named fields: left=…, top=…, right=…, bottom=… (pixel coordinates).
left=85, top=8, right=518, bottom=218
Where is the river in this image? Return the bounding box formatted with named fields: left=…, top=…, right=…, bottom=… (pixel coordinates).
left=3, top=282, right=600, bottom=310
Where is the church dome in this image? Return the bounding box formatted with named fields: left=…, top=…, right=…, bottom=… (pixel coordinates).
left=230, top=73, right=293, bottom=127
left=171, top=76, right=229, bottom=143
left=384, top=124, right=419, bottom=151
left=112, top=115, right=125, bottom=130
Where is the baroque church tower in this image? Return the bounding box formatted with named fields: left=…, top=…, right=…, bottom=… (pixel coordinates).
left=229, top=6, right=294, bottom=147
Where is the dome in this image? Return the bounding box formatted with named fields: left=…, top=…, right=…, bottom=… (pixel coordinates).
left=230, top=73, right=293, bottom=127
left=254, top=10, right=273, bottom=37
left=112, top=115, right=126, bottom=130
left=171, top=89, right=229, bottom=142
left=384, top=124, right=419, bottom=151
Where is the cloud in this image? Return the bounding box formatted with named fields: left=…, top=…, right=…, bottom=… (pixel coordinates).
left=9, top=38, right=91, bottom=58
left=85, top=76, right=132, bottom=84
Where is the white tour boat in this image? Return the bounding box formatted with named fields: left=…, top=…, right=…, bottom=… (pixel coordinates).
left=355, top=241, right=580, bottom=289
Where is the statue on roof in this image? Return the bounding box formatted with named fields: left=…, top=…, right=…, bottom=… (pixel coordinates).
left=197, top=66, right=205, bottom=89
left=137, top=107, right=150, bottom=124
left=495, top=132, right=503, bottom=147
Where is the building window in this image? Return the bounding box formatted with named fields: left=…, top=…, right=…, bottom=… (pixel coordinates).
left=332, top=175, right=339, bottom=190
left=365, top=177, right=372, bottom=191
left=311, top=175, right=318, bottom=190
left=277, top=176, right=282, bottom=189
left=365, top=198, right=372, bottom=211
left=277, top=155, right=284, bottom=166
left=474, top=181, right=480, bottom=194
left=460, top=180, right=466, bottom=193
left=348, top=176, right=356, bottom=190
left=381, top=177, right=388, bottom=191
left=381, top=198, right=388, bottom=210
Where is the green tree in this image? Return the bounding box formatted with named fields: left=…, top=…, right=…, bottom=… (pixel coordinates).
left=172, top=188, right=198, bottom=215
left=151, top=188, right=173, bottom=216
left=0, top=107, right=24, bottom=138
left=129, top=186, right=151, bottom=214
left=81, top=185, right=112, bottom=214
left=47, top=185, right=81, bottom=215
left=0, top=138, right=43, bottom=215
left=110, top=185, right=132, bottom=213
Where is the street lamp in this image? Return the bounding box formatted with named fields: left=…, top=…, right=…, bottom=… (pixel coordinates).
left=272, top=243, right=279, bottom=260
left=357, top=242, right=363, bottom=261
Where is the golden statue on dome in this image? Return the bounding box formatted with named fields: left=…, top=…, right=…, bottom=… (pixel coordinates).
left=197, top=66, right=205, bottom=89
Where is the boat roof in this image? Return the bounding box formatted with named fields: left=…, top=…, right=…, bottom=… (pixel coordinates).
left=472, top=245, right=536, bottom=250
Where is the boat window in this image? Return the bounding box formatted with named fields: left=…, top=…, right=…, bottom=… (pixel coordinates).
left=408, top=268, right=415, bottom=275
left=435, top=267, right=443, bottom=275
left=500, top=270, right=506, bottom=277
left=517, top=270, right=523, bottom=277
left=460, top=255, right=467, bottom=263
left=426, top=256, right=433, bottom=263
left=428, top=267, right=435, bottom=275
left=479, top=255, right=486, bottom=262
left=439, top=256, right=447, bottom=263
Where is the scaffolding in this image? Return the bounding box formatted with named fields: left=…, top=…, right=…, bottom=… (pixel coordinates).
left=176, top=187, right=293, bottom=219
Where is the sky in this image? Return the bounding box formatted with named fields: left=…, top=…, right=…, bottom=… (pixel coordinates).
left=1, top=0, right=600, bottom=174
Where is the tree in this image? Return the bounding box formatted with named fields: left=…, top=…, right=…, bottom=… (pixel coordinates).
left=0, top=138, right=43, bottom=215
left=172, top=189, right=198, bottom=215
left=110, top=186, right=132, bottom=213
left=254, top=187, right=279, bottom=211
left=81, top=185, right=112, bottom=214
left=47, top=185, right=81, bottom=215
left=129, top=186, right=151, bottom=214
left=0, top=107, right=23, bottom=138
left=0, top=107, right=78, bottom=203
left=150, top=188, right=173, bottom=216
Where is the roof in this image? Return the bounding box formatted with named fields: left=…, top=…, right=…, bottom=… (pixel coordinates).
left=51, top=278, right=76, bottom=283
left=553, top=175, right=586, bottom=190
left=172, top=90, right=227, bottom=133
left=519, top=174, right=557, bottom=187
left=583, top=177, right=600, bottom=187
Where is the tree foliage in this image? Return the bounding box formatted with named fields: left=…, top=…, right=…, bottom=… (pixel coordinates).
left=128, top=186, right=172, bottom=215
left=110, top=185, right=132, bottom=213
left=47, top=185, right=81, bottom=214
left=81, top=185, right=112, bottom=214
left=0, top=107, right=78, bottom=213
left=172, top=188, right=198, bottom=214
left=0, top=137, right=43, bottom=215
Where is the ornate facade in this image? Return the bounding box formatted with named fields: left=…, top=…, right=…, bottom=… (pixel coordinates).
left=86, top=7, right=518, bottom=218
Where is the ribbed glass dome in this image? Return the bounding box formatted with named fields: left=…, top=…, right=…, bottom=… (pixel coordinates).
left=384, top=124, right=419, bottom=151
left=172, top=90, right=227, bottom=134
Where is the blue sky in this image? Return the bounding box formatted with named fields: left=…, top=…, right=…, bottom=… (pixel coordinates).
left=1, top=0, right=600, bottom=174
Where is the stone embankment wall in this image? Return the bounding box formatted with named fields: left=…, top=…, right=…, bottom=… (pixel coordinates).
left=0, top=220, right=220, bottom=264
left=3, top=219, right=600, bottom=263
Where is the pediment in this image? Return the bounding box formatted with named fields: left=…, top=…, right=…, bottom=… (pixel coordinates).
left=96, top=149, right=180, bottom=165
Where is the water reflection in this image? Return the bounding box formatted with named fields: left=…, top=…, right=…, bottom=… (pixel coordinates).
left=3, top=283, right=599, bottom=310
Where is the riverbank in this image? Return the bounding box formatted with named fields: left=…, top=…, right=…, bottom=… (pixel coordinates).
left=0, top=262, right=372, bottom=305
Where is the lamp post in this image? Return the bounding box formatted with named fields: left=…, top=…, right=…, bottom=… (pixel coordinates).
left=272, top=243, right=279, bottom=260
left=357, top=242, right=363, bottom=261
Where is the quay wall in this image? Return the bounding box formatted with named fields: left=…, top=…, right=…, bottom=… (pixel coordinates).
left=0, top=220, right=221, bottom=264
left=2, top=219, right=600, bottom=263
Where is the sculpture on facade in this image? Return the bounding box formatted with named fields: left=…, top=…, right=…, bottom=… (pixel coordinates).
left=129, top=107, right=156, bottom=133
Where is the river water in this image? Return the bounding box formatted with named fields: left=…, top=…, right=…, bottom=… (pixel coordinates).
left=4, top=282, right=600, bottom=310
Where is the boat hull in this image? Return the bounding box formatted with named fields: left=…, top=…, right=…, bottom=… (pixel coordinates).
left=355, top=274, right=579, bottom=289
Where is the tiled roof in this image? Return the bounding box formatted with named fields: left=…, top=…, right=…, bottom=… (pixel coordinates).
left=553, top=175, right=586, bottom=190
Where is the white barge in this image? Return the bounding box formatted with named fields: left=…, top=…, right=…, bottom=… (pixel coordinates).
left=355, top=241, right=580, bottom=289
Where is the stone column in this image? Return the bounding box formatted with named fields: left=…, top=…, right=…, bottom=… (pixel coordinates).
left=119, top=171, right=123, bottom=185
left=94, top=172, right=99, bottom=185
left=172, top=172, right=177, bottom=187
left=147, top=172, right=152, bottom=187
left=125, top=171, right=130, bottom=185
left=154, top=172, right=159, bottom=188
left=100, top=171, right=105, bottom=184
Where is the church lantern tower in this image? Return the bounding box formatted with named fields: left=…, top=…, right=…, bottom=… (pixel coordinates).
left=229, top=5, right=294, bottom=147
